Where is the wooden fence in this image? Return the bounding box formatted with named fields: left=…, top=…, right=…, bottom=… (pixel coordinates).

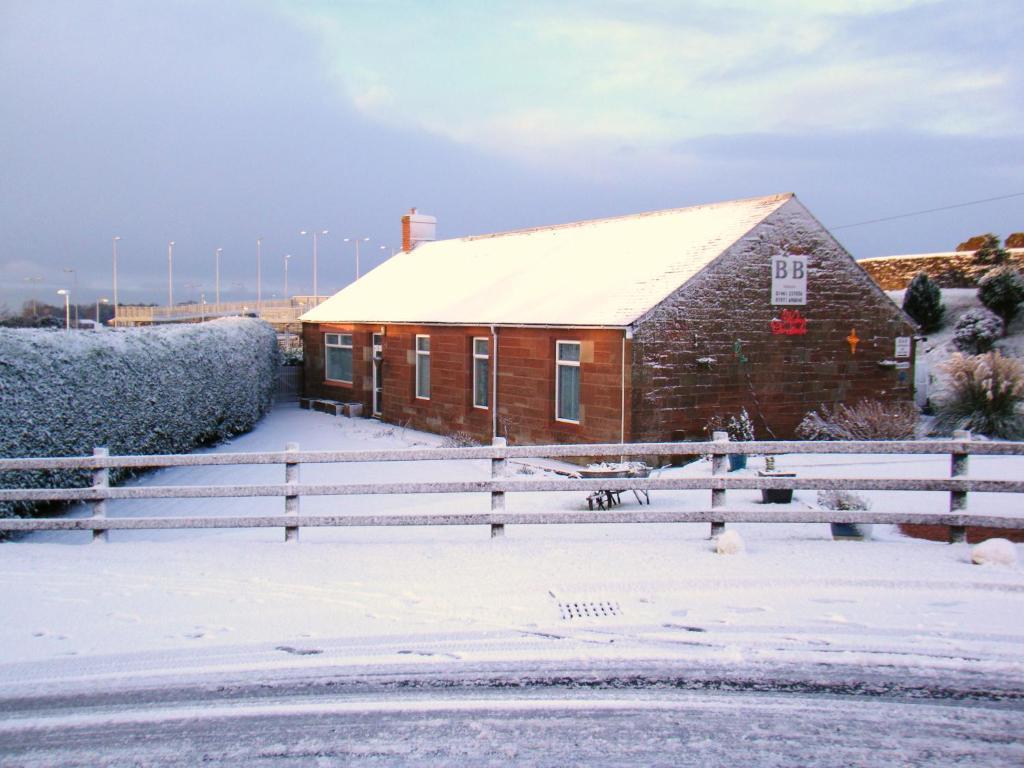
left=1, top=432, right=1022, bottom=544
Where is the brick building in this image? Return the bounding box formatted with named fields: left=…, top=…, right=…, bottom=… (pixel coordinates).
left=301, top=193, right=917, bottom=444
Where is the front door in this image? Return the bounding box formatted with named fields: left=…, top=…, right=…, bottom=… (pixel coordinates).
left=372, top=333, right=383, bottom=417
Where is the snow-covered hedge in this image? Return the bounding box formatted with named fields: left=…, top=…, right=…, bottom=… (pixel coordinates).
left=0, top=318, right=278, bottom=521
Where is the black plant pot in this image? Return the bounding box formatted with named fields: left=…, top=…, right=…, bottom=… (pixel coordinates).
left=759, top=470, right=795, bottom=504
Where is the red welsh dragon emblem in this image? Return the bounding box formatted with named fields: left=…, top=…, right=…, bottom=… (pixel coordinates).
left=770, top=309, right=807, bottom=336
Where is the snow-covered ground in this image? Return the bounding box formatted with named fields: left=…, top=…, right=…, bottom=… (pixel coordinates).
left=2, top=403, right=1022, bottom=699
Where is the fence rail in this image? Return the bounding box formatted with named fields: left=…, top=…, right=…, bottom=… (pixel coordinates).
left=2, top=432, right=1022, bottom=543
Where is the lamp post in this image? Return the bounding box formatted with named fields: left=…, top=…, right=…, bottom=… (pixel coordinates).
left=95, top=297, right=109, bottom=325
left=56, top=289, right=70, bottom=332
left=256, top=238, right=263, bottom=313
left=300, top=229, right=327, bottom=302
left=22, top=276, right=42, bottom=316
left=214, top=247, right=222, bottom=306
left=62, top=267, right=79, bottom=327
left=284, top=254, right=291, bottom=299
left=343, top=236, right=370, bottom=280
left=111, top=236, right=121, bottom=325
left=167, top=241, right=175, bottom=311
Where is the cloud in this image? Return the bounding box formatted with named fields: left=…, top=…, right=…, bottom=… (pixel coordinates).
left=286, top=0, right=1022, bottom=168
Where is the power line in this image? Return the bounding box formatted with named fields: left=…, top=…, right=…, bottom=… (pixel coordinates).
left=830, top=191, right=1024, bottom=230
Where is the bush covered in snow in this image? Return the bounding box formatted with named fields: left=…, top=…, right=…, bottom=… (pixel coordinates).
left=977, top=266, right=1024, bottom=329
left=933, top=351, right=1024, bottom=439
left=795, top=399, right=918, bottom=440
left=0, top=318, right=278, bottom=522
left=953, top=308, right=1004, bottom=354
left=817, top=490, right=871, bottom=512
left=901, top=272, right=945, bottom=333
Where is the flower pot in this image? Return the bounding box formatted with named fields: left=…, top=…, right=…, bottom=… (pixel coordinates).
left=728, top=454, right=747, bottom=472
left=830, top=523, right=873, bottom=541
left=758, top=470, right=795, bottom=504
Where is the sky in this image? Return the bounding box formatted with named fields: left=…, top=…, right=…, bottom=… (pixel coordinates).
left=1, top=0, right=1021, bottom=311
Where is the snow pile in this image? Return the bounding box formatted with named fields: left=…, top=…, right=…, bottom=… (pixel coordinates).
left=0, top=318, right=278, bottom=521
left=971, top=538, right=1018, bottom=567
left=715, top=529, right=745, bottom=555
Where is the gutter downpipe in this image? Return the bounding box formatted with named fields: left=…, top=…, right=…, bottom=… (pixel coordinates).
left=491, top=325, right=499, bottom=440
left=621, top=327, right=632, bottom=453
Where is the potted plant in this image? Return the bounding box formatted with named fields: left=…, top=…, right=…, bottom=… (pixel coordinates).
left=759, top=456, right=795, bottom=503
left=725, top=409, right=755, bottom=471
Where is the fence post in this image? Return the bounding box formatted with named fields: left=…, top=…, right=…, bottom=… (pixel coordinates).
left=710, top=431, right=728, bottom=538
left=285, top=442, right=299, bottom=543
left=491, top=437, right=507, bottom=538
left=92, top=447, right=109, bottom=543
left=948, top=430, right=970, bottom=544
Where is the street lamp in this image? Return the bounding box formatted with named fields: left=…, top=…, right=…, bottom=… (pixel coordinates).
left=63, top=267, right=79, bottom=326
left=284, top=254, right=291, bottom=299
left=167, top=241, right=175, bottom=311
left=256, top=238, right=263, bottom=313
left=343, top=236, right=370, bottom=280
left=214, top=247, right=223, bottom=305
left=22, top=276, right=42, bottom=316
left=95, top=297, right=109, bottom=325
left=299, top=229, right=327, bottom=302
left=112, top=236, right=121, bottom=324
left=56, top=289, right=70, bottom=332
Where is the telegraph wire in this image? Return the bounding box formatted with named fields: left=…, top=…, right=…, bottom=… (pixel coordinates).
left=831, top=191, right=1024, bottom=230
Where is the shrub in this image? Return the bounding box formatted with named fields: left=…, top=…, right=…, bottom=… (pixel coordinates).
left=796, top=399, right=919, bottom=440
left=978, top=266, right=1024, bottom=329
left=932, top=351, right=1024, bottom=439
left=902, top=272, right=945, bottom=332
left=0, top=318, right=279, bottom=523
left=817, top=490, right=871, bottom=512
left=953, top=308, right=1003, bottom=354
left=972, top=233, right=1009, bottom=268
left=440, top=430, right=481, bottom=448
left=707, top=408, right=755, bottom=442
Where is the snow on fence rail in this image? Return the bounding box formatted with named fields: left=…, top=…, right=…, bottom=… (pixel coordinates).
left=1, top=432, right=1022, bottom=543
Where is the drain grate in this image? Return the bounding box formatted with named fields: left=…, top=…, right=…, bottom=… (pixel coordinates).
left=558, top=600, right=621, bottom=620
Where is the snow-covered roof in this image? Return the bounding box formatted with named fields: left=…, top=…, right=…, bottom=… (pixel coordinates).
left=301, top=193, right=793, bottom=327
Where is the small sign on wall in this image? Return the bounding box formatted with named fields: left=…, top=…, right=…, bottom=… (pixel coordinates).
left=895, top=337, right=911, bottom=358
left=771, top=254, right=807, bottom=305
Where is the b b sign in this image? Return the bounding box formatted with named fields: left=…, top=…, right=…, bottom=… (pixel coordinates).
left=771, top=254, right=807, bottom=305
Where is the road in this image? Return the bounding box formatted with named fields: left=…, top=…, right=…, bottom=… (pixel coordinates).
left=2, top=659, right=1022, bottom=767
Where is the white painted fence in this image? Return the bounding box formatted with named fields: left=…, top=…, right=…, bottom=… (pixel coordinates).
left=1, top=433, right=1022, bottom=544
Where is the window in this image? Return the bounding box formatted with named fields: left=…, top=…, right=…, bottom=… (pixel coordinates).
left=472, top=337, right=489, bottom=409
left=556, top=341, right=580, bottom=423
left=415, top=334, right=430, bottom=399
left=324, top=332, right=353, bottom=383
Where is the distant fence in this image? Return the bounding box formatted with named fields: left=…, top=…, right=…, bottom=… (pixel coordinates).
left=113, top=296, right=319, bottom=326
left=1, top=432, right=1022, bottom=544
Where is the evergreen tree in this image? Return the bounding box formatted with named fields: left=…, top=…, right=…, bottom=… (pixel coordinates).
left=978, top=266, right=1024, bottom=331
left=973, top=233, right=1009, bottom=268
left=902, top=272, right=945, bottom=332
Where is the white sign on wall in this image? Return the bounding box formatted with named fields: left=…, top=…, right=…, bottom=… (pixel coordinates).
left=771, top=254, right=807, bottom=305
left=895, top=337, right=911, bottom=358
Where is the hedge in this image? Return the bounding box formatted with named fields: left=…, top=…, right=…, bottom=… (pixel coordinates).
left=0, top=318, right=278, bottom=522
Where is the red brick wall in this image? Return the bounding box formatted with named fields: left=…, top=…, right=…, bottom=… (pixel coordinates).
left=303, top=323, right=628, bottom=445
left=630, top=198, right=918, bottom=442
left=302, top=322, right=374, bottom=406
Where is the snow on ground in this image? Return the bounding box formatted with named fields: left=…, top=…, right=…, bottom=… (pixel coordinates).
left=2, top=403, right=1023, bottom=695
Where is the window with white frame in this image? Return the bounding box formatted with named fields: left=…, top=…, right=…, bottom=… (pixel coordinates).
left=415, top=335, right=430, bottom=399
left=472, top=337, right=489, bottom=409
left=324, top=332, right=353, bottom=383
left=555, top=341, right=581, bottom=423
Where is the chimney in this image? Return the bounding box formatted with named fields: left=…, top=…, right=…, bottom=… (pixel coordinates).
left=401, top=207, right=437, bottom=252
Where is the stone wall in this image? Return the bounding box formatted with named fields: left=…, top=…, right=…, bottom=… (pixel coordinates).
left=858, top=249, right=1024, bottom=290
left=631, top=197, right=917, bottom=442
